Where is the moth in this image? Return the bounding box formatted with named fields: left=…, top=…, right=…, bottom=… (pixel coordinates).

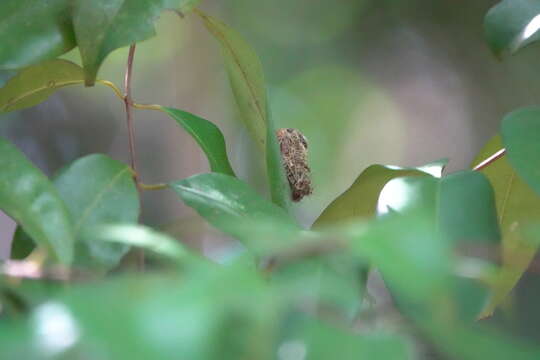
left=276, top=128, right=313, bottom=202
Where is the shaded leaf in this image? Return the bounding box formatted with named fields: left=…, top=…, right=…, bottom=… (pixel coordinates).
left=377, top=171, right=500, bottom=244
left=280, top=316, right=411, bottom=360
left=160, top=107, right=236, bottom=176
left=501, top=106, right=540, bottom=196
left=0, top=266, right=276, bottom=360
left=0, top=60, right=84, bottom=113
left=266, top=116, right=292, bottom=209
left=170, top=173, right=301, bottom=251
left=197, top=10, right=268, bottom=149
left=472, top=135, right=540, bottom=318
left=360, top=214, right=451, bottom=299
left=0, top=1, right=76, bottom=69
left=9, top=227, right=34, bottom=260
left=485, top=0, right=540, bottom=56
left=0, top=137, right=73, bottom=264
left=313, top=161, right=446, bottom=228
left=54, top=154, right=139, bottom=268
left=72, top=0, right=199, bottom=85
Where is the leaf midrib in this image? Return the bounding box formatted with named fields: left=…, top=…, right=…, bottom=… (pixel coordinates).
left=73, top=167, right=131, bottom=234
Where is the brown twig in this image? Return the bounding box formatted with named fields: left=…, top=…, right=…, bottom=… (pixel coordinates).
left=123, top=44, right=145, bottom=270
left=124, top=44, right=139, bottom=185
left=473, top=148, right=506, bottom=171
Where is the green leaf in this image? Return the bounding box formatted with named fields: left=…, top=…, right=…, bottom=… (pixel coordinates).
left=0, top=137, right=74, bottom=264
left=54, top=154, right=140, bottom=268
left=160, top=107, right=236, bottom=176
left=281, top=316, right=411, bottom=360
left=0, top=266, right=275, bottom=360
left=85, top=223, right=190, bottom=261
left=313, top=161, right=446, bottom=228
left=9, top=227, right=34, bottom=260
left=501, top=106, right=540, bottom=196
left=0, top=1, right=76, bottom=69
left=350, top=214, right=450, bottom=301
left=485, top=0, right=540, bottom=56
left=170, top=173, right=301, bottom=250
left=266, top=116, right=292, bottom=209
left=196, top=10, right=268, bottom=150
left=378, top=171, right=500, bottom=244
left=472, top=135, right=540, bottom=318
left=0, top=60, right=84, bottom=113
left=72, top=0, right=199, bottom=85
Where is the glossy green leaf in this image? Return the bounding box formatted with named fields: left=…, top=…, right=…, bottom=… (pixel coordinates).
left=72, top=0, right=199, bottom=85
left=197, top=10, right=268, bottom=149
left=485, top=0, right=540, bottom=56
left=0, top=60, right=84, bottom=113
left=472, top=135, right=540, bottom=318
left=86, top=224, right=190, bottom=261
left=160, top=107, right=236, bottom=176
left=0, top=137, right=73, bottom=264
left=170, top=173, right=301, bottom=250
left=501, top=106, right=540, bottom=196
left=54, top=154, right=139, bottom=268
left=0, top=1, right=76, bottom=69
left=313, top=161, right=446, bottom=228
left=378, top=171, right=500, bottom=244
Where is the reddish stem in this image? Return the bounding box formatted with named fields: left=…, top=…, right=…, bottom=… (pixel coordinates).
left=124, top=44, right=139, bottom=184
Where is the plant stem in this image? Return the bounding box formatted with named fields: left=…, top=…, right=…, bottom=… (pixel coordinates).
left=140, top=182, right=168, bottom=191
left=473, top=148, right=506, bottom=171
left=124, top=44, right=139, bottom=184
left=123, top=44, right=145, bottom=270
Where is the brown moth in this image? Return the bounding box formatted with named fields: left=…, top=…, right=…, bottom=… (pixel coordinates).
left=276, top=128, right=313, bottom=202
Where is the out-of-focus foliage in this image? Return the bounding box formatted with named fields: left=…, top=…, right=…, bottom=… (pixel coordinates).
left=2, top=0, right=540, bottom=359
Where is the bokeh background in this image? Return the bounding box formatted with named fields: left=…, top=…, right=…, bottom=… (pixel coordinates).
left=2, top=0, right=540, bottom=337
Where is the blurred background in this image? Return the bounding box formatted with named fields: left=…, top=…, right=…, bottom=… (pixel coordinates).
left=2, top=0, right=540, bottom=334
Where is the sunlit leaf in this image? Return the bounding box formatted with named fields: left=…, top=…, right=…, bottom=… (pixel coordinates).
left=378, top=171, right=500, bottom=244
left=196, top=10, right=268, bottom=149
left=0, top=1, right=76, bottom=69
left=72, top=0, right=199, bottom=85
left=472, top=135, right=540, bottom=318
left=313, top=161, right=446, bottom=228
left=160, top=107, right=236, bottom=176
left=0, top=137, right=74, bottom=264
left=485, top=0, right=540, bottom=56
left=0, top=60, right=84, bottom=113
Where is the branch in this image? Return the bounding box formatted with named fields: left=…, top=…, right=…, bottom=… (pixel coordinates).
left=124, top=45, right=139, bottom=184
left=473, top=148, right=506, bottom=171
left=123, top=44, right=145, bottom=270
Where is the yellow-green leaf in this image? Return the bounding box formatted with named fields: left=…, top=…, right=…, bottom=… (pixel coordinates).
left=472, top=136, right=540, bottom=318
left=0, top=60, right=84, bottom=113
left=313, top=162, right=445, bottom=228
left=196, top=10, right=268, bottom=150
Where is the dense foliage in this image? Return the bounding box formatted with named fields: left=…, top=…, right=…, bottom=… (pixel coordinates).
left=1, top=0, right=540, bottom=359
